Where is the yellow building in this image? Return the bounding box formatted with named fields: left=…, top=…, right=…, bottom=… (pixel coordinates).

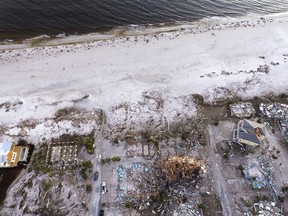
left=0, top=143, right=30, bottom=168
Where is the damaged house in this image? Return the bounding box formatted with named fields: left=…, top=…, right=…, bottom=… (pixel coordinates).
left=233, top=119, right=266, bottom=147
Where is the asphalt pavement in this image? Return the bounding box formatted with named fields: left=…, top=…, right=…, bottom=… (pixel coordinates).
left=89, top=129, right=104, bottom=216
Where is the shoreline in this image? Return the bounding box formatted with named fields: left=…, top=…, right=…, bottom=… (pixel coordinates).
left=1, top=12, right=288, bottom=51
left=0, top=13, right=288, bottom=143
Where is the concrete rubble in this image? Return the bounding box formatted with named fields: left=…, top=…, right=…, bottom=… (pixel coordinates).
left=230, top=102, right=256, bottom=118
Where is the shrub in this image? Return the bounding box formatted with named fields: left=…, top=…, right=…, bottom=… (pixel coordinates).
left=86, top=184, right=92, bottom=192
left=42, top=181, right=52, bottom=192
left=279, top=93, right=286, bottom=98
left=80, top=168, right=88, bottom=180
left=111, top=156, right=121, bottom=162
left=181, top=131, right=190, bottom=140
left=244, top=200, right=252, bottom=207
left=101, top=158, right=111, bottom=164
left=282, top=184, right=288, bottom=193
left=125, top=202, right=133, bottom=208
left=80, top=135, right=95, bottom=154
left=79, top=160, right=93, bottom=169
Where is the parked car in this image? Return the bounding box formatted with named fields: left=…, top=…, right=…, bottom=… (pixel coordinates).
left=93, top=171, right=99, bottom=181
left=99, top=209, right=104, bottom=216
left=101, top=182, right=107, bottom=194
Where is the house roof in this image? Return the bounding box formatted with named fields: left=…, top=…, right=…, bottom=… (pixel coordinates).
left=0, top=143, right=12, bottom=165
left=242, top=119, right=265, bottom=135
left=238, top=132, right=261, bottom=145
left=234, top=119, right=266, bottom=147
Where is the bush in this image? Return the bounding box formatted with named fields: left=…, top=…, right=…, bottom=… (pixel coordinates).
left=279, top=93, right=286, bottom=98
left=181, top=131, right=190, bottom=140
left=101, top=158, right=111, bottom=164
left=244, top=200, right=252, bottom=207
left=80, top=168, right=88, bottom=180
left=112, top=156, right=121, bottom=162
left=125, top=202, right=133, bottom=208
left=278, top=195, right=285, bottom=203
left=237, top=164, right=245, bottom=176
left=86, top=184, right=92, bottom=192
left=80, top=135, right=95, bottom=154
left=160, top=191, right=168, bottom=203
left=79, top=160, right=93, bottom=169
left=282, top=184, right=288, bottom=193
left=42, top=181, right=52, bottom=192
left=30, top=145, right=52, bottom=174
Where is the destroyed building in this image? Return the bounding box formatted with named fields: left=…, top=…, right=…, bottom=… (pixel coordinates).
left=259, top=103, right=288, bottom=119
left=259, top=103, right=288, bottom=143
left=230, top=102, right=256, bottom=118
left=46, top=141, right=79, bottom=168
left=160, top=156, right=204, bottom=181
left=233, top=119, right=266, bottom=147
left=253, top=202, right=283, bottom=216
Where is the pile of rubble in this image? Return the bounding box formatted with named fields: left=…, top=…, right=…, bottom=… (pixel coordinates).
left=160, top=156, right=204, bottom=181
left=243, top=159, right=267, bottom=189
left=253, top=202, right=283, bottom=216
left=173, top=203, right=203, bottom=216
left=243, top=157, right=276, bottom=199
left=259, top=103, right=288, bottom=119
left=259, top=103, right=288, bottom=142
left=230, top=102, right=256, bottom=118
left=121, top=157, right=205, bottom=214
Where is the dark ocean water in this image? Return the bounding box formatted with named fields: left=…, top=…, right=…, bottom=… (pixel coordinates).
left=1, top=0, right=288, bottom=41
left=1, top=0, right=288, bottom=40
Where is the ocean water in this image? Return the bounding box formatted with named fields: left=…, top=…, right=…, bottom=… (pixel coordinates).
left=1, top=0, right=288, bottom=41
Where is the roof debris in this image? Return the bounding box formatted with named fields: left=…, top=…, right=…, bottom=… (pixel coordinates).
left=259, top=103, right=288, bottom=143
left=230, top=102, right=256, bottom=118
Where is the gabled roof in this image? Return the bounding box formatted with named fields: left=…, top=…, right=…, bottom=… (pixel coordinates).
left=242, top=119, right=265, bottom=135
left=239, top=133, right=261, bottom=145
left=234, top=119, right=266, bottom=147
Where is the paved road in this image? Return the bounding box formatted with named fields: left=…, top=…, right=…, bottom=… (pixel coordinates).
left=207, top=125, right=234, bottom=216
left=89, top=129, right=104, bottom=216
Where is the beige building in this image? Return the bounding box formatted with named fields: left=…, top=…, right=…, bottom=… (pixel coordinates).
left=0, top=143, right=30, bottom=168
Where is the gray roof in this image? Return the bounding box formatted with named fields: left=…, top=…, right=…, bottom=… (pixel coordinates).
left=242, top=119, right=265, bottom=135
left=238, top=132, right=261, bottom=145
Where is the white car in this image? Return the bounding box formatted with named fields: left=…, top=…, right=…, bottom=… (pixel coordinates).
left=101, top=182, right=107, bottom=194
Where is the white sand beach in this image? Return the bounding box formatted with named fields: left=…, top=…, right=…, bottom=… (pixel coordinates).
left=0, top=14, right=288, bottom=142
